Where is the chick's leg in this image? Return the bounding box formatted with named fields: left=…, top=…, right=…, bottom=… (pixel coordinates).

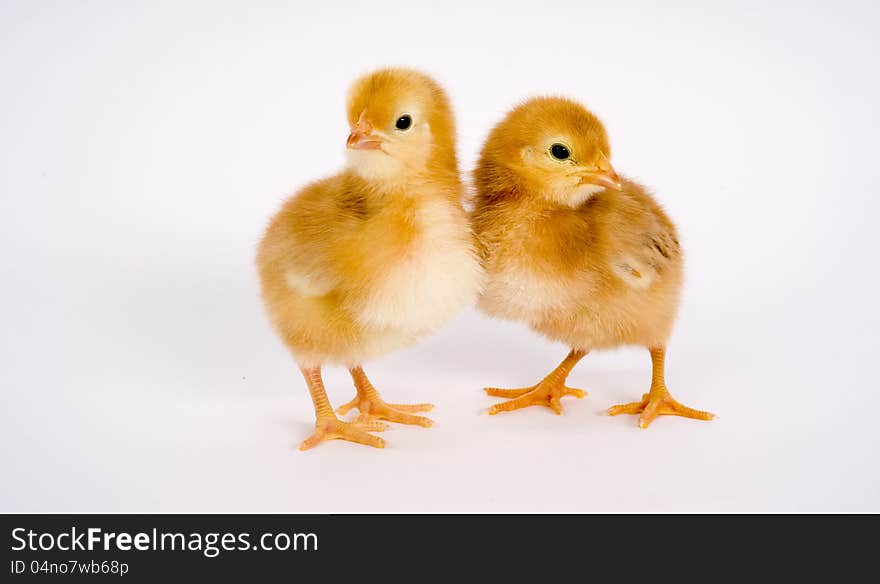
left=608, top=347, right=715, bottom=428
left=336, top=366, right=434, bottom=427
left=485, top=349, right=587, bottom=415
left=299, top=367, right=387, bottom=451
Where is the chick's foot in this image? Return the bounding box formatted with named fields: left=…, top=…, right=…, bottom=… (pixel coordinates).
left=485, top=349, right=587, bottom=415
left=485, top=382, right=585, bottom=415
left=337, top=395, right=434, bottom=427
left=299, top=416, right=387, bottom=451
left=339, top=366, right=434, bottom=427
left=608, top=386, right=714, bottom=428
left=608, top=348, right=714, bottom=428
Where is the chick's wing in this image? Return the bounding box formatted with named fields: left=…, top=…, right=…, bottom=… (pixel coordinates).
left=602, top=187, right=681, bottom=291
left=262, top=174, right=420, bottom=302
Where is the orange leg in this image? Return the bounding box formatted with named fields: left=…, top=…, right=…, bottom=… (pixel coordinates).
left=336, top=366, right=434, bottom=427
left=608, top=347, right=715, bottom=428
left=298, top=367, right=387, bottom=451
left=485, top=349, right=587, bottom=415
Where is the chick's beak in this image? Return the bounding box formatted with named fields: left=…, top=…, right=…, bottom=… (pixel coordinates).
left=579, top=152, right=621, bottom=189
left=346, top=112, right=382, bottom=150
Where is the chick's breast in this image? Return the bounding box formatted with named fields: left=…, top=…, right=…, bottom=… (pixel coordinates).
left=475, top=180, right=683, bottom=350
left=350, top=196, right=483, bottom=333
left=257, top=176, right=482, bottom=367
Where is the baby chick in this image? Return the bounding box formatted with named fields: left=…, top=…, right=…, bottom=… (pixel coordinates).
left=472, top=97, right=713, bottom=428
left=257, top=69, right=482, bottom=450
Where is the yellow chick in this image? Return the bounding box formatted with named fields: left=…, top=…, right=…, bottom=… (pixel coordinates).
left=257, top=69, right=482, bottom=450
left=472, top=97, right=713, bottom=428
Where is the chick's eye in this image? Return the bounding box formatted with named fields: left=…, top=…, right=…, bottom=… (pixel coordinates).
left=550, top=143, right=570, bottom=160
left=395, top=114, right=412, bottom=131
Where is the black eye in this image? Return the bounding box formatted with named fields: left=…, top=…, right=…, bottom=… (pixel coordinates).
left=550, top=143, right=570, bottom=160
left=395, top=114, right=412, bottom=130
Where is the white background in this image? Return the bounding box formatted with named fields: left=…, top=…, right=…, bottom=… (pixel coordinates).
left=2, top=0, right=878, bottom=512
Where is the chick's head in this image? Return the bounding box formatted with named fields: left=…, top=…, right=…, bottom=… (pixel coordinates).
left=345, top=68, right=457, bottom=183
left=476, top=97, right=621, bottom=207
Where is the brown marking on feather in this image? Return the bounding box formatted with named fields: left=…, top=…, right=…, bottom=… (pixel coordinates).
left=653, top=241, right=669, bottom=258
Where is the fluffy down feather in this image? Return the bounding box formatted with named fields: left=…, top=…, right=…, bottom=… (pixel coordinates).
left=257, top=69, right=483, bottom=368
left=473, top=97, right=682, bottom=350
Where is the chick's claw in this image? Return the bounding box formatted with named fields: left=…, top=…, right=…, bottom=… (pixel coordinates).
left=383, top=402, right=434, bottom=413
left=607, top=393, right=651, bottom=416
left=485, top=383, right=586, bottom=415
left=351, top=416, right=390, bottom=432
left=485, top=387, right=533, bottom=398
left=365, top=404, right=434, bottom=427
left=608, top=389, right=714, bottom=429
left=338, top=397, right=434, bottom=428
left=486, top=386, right=585, bottom=399
left=299, top=417, right=386, bottom=451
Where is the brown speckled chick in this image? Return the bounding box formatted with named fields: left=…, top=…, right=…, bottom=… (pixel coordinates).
left=472, top=97, right=713, bottom=428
